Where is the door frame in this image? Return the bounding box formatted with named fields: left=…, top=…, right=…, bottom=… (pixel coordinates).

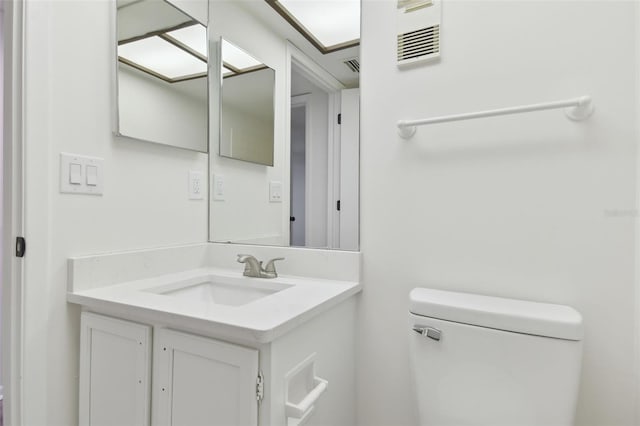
left=290, top=94, right=311, bottom=247
left=2, top=0, right=25, bottom=423
left=285, top=42, right=345, bottom=249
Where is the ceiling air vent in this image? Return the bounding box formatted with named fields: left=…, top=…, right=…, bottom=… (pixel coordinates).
left=344, top=58, right=360, bottom=73
left=397, top=0, right=441, bottom=67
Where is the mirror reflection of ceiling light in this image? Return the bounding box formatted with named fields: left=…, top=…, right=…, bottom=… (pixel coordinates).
left=118, top=36, right=206, bottom=81
left=267, top=0, right=360, bottom=53
left=166, top=24, right=208, bottom=58
left=118, top=22, right=207, bottom=83
left=222, top=40, right=263, bottom=71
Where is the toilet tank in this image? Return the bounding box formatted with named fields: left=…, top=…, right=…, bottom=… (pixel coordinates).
left=409, top=288, right=583, bottom=426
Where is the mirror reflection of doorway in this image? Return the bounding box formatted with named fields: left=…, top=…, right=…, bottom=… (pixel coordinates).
left=289, top=61, right=359, bottom=250
left=290, top=103, right=306, bottom=246
left=290, top=64, right=330, bottom=249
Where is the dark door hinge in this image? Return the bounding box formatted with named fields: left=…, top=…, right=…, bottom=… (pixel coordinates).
left=16, top=237, right=26, bottom=258
left=337, top=200, right=341, bottom=211
left=337, top=113, right=342, bottom=124
left=256, top=370, right=264, bottom=403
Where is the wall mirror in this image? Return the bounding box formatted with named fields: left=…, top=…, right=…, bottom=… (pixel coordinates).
left=219, top=39, right=275, bottom=166
left=208, top=0, right=360, bottom=251
left=114, top=0, right=209, bottom=153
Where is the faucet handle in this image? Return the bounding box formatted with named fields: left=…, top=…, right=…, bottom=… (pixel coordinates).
left=263, top=257, right=285, bottom=275
left=237, top=254, right=255, bottom=263
left=237, top=254, right=263, bottom=278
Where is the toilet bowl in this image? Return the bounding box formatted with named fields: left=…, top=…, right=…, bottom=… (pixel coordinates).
left=408, top=288, right=583, bottom=426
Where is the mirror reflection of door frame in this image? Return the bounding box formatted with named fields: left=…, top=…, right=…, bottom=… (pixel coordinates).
left=285, top=42, right=345, bottom=249
left=290, top=95, right=310, bottom=247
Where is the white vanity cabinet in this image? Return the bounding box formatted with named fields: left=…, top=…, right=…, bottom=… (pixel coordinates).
left=77, top=295, right=357, bottom=426
left=79, top=312, right=152, bottom=426
left=152, top=328, right=259, bottom=426
left=79, top=313, right=259, bottom=426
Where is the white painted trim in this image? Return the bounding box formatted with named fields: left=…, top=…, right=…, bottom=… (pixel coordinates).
left=2, top=0, right=24, bottom=423
left=327, top=92, right=341, bottom=249
left=635, top=3, right=640, bottom=424
left=110, top=0, right=119, bottom=136
left=291, top=94, right=311, bottom=247
left=287, top=42, right=345, bottom=94
left=20, top=1, right=53, bottom=422
left=286, top=41, right=344, bottom=249
left=338, top=89, right=360, bottom=251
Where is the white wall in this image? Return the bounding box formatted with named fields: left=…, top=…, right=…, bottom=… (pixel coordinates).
left=20, top=0, right=208, bottom=424
left=220, top=71, right=274, bottom=165
left=209, top=0, right=288, bottom=246
left=118, top=65, right=208, bottom=152
left=359, top=1, right=638, bottom=426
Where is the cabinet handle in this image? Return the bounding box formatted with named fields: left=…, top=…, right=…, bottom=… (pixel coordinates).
left=285, top=376, right=328, bottom=419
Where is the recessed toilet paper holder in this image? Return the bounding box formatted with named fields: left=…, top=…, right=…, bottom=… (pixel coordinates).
left=285, top=353, right=328, bottom=426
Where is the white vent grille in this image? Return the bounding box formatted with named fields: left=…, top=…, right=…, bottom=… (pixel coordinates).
left=343, top=58, right=360, bottom=73
left=397, top=24, right=440, bottom=65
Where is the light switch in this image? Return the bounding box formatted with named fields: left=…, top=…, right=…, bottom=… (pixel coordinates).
left=86, top=165, right=98, bottom=186
left=60, top=153, right=104, bottom=195
left=269, top=181, right=282, bottom=203
left=69, top=163, right=82, bottom=185
left=213, top=174, right=225, bottom=201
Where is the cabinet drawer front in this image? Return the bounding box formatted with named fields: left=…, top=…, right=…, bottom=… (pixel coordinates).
left=153, top=329, right=259, bottom=426
left=79, top=312, right=152, bottom=426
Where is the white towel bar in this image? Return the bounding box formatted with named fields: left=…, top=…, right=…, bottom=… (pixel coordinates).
left=397, top=95, right=594, bottom=139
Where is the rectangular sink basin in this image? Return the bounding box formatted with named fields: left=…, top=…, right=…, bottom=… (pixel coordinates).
left=147, top=276, right=293, bottom=307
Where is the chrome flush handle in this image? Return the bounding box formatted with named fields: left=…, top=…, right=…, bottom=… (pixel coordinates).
left=413, top=326, right=442, bottom=341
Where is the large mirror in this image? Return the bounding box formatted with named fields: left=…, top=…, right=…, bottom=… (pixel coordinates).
left=209, top=1, right=360, bottom=251
left=219, top=39, right=275, bottom=166
left=115, top=0, right=209, bottom=152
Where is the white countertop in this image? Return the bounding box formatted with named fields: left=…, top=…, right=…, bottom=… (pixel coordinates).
left=68, top=267, right=361, bottom=343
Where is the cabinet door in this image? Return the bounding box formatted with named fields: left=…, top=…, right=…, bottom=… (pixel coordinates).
left=79, top=312, right=152, bottom=426
left=152, top=329, right=259, bottom=426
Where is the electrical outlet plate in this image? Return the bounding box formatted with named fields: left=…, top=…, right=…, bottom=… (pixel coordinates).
left=212, top=174, right=225, bottom=201
left=269, top=181, right=282, bottom=203
left=189, top=171, right=205, bottom=200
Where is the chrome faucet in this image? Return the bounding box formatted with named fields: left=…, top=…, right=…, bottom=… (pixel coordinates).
left=237, top=254, right=285, bottom=279
left=262, top=257, right=285, bottom=278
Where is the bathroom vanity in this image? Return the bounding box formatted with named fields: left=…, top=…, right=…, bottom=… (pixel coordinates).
left=67, top=244, right=361, bottom=426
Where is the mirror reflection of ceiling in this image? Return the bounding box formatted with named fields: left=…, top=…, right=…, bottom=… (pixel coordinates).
left=266, top=0, right=360, bottom=52
left=222, top=40, right=267, bottom=77
left=239, top=1, right=360, bottom=87
left=117, top=0, right=207, bottom=83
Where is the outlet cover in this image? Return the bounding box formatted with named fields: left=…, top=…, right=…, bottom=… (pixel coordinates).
left=269, top=181, right=283, bottom=203
left=212, top=174, right=225, bottom=201
left=189, top=171, right=204, bottom=200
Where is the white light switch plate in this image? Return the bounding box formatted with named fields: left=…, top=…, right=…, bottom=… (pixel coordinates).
left=60, top=153, right=104, bottom=195
left=189, top=171, right=205, bottom=200
left=212, top=174, right=225, bottom=201
left=269, top=181, right=282, bottom=203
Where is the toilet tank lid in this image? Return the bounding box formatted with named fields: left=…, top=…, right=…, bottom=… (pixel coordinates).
left=409, top=288, right=583, bottom=341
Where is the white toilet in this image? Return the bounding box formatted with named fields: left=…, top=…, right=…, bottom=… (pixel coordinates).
left=408, top=288, right=584, bottom=426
